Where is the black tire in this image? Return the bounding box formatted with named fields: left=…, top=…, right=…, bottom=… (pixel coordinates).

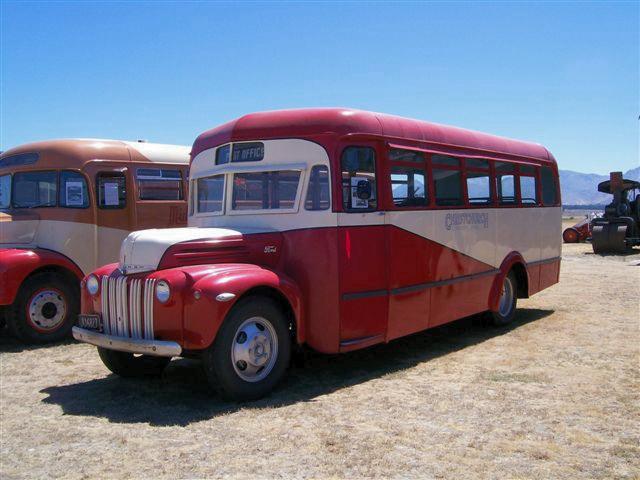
left=98, top=347, right=171, bottom=377
left=6, top=271, right=79, bottom=344
left=490, top=271, right=518, bottom=326
left=203, top=296, right=291, bottom=401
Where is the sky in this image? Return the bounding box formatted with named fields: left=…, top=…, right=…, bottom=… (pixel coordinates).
left=1, top=1, right=638, bottom=174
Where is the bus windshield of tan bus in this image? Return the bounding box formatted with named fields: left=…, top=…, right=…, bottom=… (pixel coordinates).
left=0, top=174, right=10, bottom=208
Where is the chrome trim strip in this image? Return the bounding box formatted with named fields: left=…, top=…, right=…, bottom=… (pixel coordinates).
left=72, top=326, right=181, bottom=357
left=143, top=279, right=155, bottom=340
left=101, top=276, right=110, bottom=335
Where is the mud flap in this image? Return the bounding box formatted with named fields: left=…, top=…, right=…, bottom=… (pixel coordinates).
left=592, top=223, right=628, bottom=253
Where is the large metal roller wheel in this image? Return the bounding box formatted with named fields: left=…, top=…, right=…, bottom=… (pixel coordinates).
left=592, top=224, right=628, bottom=254
left=563, top=227, right=580, bottom=243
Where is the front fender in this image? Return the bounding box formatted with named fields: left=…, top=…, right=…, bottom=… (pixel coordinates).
left=182, top=265, right=303, bottom=351
left=0, top=248, right=84, bottom=305
left=488, top=252, right=529, bottom=312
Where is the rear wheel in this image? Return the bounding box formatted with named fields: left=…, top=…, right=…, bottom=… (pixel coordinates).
left=203, top=297, right=291, bottom=401
left=490, top=271, right=517, bottom=326
left=98, top=348, right=171, bottom=377
left=7, top=272, right=78, bottom=344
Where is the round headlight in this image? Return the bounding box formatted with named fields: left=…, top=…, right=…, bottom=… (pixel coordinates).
left=155, top=281, right=171, bottom=303
left=86, top=275, right=100, bottom=296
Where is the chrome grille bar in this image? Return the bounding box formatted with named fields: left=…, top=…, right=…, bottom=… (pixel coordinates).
left=99, top=275, right=154, bottom=340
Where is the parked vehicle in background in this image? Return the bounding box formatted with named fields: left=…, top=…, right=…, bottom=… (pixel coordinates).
left=0, top=139, right=190, bottom=343
left=563, top=215, right=594, bottom=243
left=73, top=108, right=562, bottom=401
left=591, top=171, right=640, bottom=253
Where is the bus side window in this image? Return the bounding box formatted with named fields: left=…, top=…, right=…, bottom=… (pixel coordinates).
left=305, top=165, right=330, bottom=211
left=389, top=148, right=428, bottom=208
left=496, top=162, right=516, bottom=205
left=341, top=147, right=376, bottom=211
left=136, top=168, right=183, bottom=201
left=540, top=166, right=558, bottom=206
left=519, top=165, right=538, bottom=205
left=432, top=155, right=463, bottom=207
left=465, top=158, right=491, bottom=205
left=59, top=171, right=89, bottom=208
left=97, top=172, right=126, bottom=209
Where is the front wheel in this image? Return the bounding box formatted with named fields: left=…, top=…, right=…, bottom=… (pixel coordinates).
left=6, top=272, right=79, bottom=344
left=98, top=348, right=171, bottom=377
left=203, top=297, right=291, bottom=401
left=490, top=271, right=517, bottom=326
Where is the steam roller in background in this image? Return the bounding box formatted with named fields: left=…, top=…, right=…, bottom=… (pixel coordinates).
left=591, top=171, right=640, bottom=254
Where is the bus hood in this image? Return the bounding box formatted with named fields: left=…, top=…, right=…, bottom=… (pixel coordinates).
left=0, top=211, right=40, bottom=244
left=118, top=227, right=279, bottom=274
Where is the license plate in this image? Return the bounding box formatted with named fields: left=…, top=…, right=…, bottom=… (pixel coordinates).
left=77, top=314, right=102, bottom=331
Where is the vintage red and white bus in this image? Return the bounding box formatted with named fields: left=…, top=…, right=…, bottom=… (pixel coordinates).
left=73, top=109, right=561, bottom=400
left=0, top=139, right=190, bottom=343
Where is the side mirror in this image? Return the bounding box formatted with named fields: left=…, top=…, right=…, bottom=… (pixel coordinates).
left=356, top=180, right=372, bottom=200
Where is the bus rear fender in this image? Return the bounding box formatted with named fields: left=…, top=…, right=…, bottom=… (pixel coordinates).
left=0, top=248, right=84, bottom=306
left=488, top=252, right=530, bottom=312
left=182, top=265, right=303, bottom=351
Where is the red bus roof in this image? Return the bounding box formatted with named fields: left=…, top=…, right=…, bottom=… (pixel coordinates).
left=191, top=108, right=555, bottom=164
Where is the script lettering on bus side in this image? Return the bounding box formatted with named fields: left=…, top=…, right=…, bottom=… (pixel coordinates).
left=445, top=212, right=489, bottom=231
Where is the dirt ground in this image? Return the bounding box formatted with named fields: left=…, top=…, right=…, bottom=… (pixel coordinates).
left=1, top=229, right=639, bottom=479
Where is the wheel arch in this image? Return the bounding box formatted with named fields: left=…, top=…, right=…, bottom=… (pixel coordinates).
left=235, top=285, right=299, bottom=343
left=489, top=252, right=530, bottom=312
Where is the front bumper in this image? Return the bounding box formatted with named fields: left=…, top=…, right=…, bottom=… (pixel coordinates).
left=72, top=326, right=182, bottom=357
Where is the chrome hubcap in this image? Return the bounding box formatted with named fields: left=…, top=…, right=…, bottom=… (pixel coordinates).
left=498, top=276, right=514, bottom=317
left=28, top=290, right=66, bottom=330
left=231, top=316, right=278, bottom=382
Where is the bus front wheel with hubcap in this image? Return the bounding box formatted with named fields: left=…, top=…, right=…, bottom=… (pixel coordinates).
left=7, top=271, right=78, bottom=344
left=203, top=297, right=291, bottom=402
left=98, top=348, right=171, bottom=377
left=490, top=271, right=518, bottom=326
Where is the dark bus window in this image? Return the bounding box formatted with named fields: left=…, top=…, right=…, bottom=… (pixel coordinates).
left=432, top=154, right=460, bottom=167
left=12, top=171, right=57, bottom=208
left=497, top=174, right=516, bottom=204
left=391, top=166, right=427, bottom=207
left=466, top=158, right=490, bottom=170
left=433, top=168, right=463, bottom=206
left=232, top=170, right=301, bottom=210
left=197, top=175, right=225, bottom=213
left=341, top=147, right=376, bottom=211
left=0, top=152, right=39, bottom=168
left=59, top=171, right=89, bottom=208
left=520, top=176, right=538, bottom=205
left=136, top=168, right=183, bottom=201
left=520, top=164, right=536, bottom=176
left=389, top=148, right=424, bottom=163
left=466, top=172, right=491, bottom=205
left=216, top=145, right=231, bottom=165
left=541, top=166, right=558, bottom=205
left=97, top=172, right=126, bottom=209
left=496, top=161, right=516, bottom=174
left=305, top=165, right=330, bottom=211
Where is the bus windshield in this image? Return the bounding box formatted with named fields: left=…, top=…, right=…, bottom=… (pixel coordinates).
left=0, top=174, right=10, bottom=208
left=12, top=171, right=57, bottom=208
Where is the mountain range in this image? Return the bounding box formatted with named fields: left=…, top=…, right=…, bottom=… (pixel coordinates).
left=560, top=166, right=640, bottom=206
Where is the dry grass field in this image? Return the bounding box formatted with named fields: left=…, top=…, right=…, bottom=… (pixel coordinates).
left=1, top=228, right=639, bottom=479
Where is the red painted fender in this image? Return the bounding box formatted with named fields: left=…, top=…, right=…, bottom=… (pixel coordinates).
left=488, top=252, right=529, bottom=312
left=181, top=264, right=303, bottom=351
left=0, top=248, right=84, bottom=305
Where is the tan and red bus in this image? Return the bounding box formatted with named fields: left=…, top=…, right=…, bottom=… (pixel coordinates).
left=74, top=109, right=561, bottom=400
left=0, top=139, right=190, bottom=343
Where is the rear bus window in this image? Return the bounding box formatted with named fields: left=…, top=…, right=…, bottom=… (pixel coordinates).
left=520, top=174, right=538, bottom=205
left=541, top=166, right=558, bottom=205
left=341, top=147, right=376, bottom=211
left=391, top=167, right=427, bottom=207
left=12, top=171, right=57, bottom=208
left=136, top=168, right=183, bottom=201
left=305, top=165, right=330, bottom=211
left=197, top=174, right=225, bottom=213
left=232, top=170, right=301, bottom=211
left=60, top=171, right=89, bottom=208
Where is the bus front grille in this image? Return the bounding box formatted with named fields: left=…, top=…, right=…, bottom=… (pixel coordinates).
left=100, top=276, right=156, bottom=340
